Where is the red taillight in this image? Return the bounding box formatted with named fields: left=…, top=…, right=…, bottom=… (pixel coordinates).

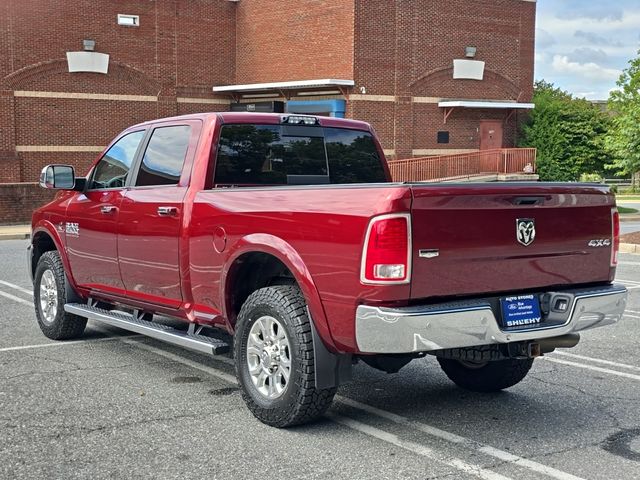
left=611, top=208, right=620, bottom=266
left=361, top=214, right=411, bottom=284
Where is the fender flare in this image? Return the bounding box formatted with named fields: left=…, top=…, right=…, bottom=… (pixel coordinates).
left=222, top=234, right=352, bottom=389
left=222, top=233, right=337, bottom=350
left=31, top=221, right=83, bottom=302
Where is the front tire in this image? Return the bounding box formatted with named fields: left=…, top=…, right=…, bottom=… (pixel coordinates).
left=34, top=251, right=87, bottom=340
left=437, top=357, right=534, bottom=392
left=234, top=286, right=336, bottom=427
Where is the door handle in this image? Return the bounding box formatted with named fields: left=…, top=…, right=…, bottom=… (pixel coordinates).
left=512, top=196, right=545, bottom=206
left=157, top=206, right=178, bottom=216
left=100, top=205, right=117, bottom=214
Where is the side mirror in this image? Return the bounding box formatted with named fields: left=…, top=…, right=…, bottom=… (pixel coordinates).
left=39, top=165, right=76, bottom=190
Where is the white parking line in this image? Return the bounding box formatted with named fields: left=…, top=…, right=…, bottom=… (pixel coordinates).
left=0, top=279, right=628, bottom=479
left=552, top=351, right=640, bottom=372
left=125, top=339, right=514, bottom=480
left=123, top=338, right=237, bottom=383
left=0, top=334, right=139, bottom=353
left=0, top=289, right=33, bottom=306
left=330, top=414, right=514, bottom=480
left=618, top=261, right=640, bottom=266
left=336, top=396, right=585, bottom=480
left=544, top=357, right=640, bottom=381
left=125, top=338, right=583, bottom=480
left=0, top=280, right=33, bottom=296
left=617, top=279, right=640, bottom=289
left=623, top=313, right=640, bottom=319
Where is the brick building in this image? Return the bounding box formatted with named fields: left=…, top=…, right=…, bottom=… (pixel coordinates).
left=0, top=0, right=536, bottom=223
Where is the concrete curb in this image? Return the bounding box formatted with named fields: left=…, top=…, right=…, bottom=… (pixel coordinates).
left=620, top=215, right=640, bottom=222
left=0, top=233, right=30, bottom=241
left=0, top=224, right=30, bottom=241
left=620, top=243, right=640, bottom=254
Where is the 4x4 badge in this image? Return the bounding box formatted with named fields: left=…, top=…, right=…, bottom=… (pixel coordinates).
left=516, top=218, right=535, bottom=246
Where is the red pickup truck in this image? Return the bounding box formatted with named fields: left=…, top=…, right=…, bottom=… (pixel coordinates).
left=30, top=112, right=627, bottom=427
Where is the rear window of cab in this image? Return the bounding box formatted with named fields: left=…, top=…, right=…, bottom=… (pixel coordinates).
left=214, top=124, right=387, bottom=187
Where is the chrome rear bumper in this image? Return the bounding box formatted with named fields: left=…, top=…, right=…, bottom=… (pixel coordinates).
left=355, top=284, right=628, bottom=354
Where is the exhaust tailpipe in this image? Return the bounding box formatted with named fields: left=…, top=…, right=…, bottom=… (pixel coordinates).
left=536, top=333, right=580, bottom=354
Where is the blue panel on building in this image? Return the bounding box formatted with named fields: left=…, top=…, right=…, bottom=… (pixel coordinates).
left=286, top=99, right=346, bottom=118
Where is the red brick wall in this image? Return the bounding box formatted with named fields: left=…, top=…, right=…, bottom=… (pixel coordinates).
left=0, top=0, right=236, bottom=223
left=353, top=1, right=396, bottom=96
left=0, top=0, right=536, bottom=224
left=348, top=100, right=396, bottom=153
left=176, top=102, right=229, bottom=116
left=0, top=184, right=56, bottom=225
left=235, top=0, right=355, bottom=83
left=177, top=1, right=236, bottom=89
left=14, top=98, right=158, bottom=147
left=18, top=152, right=102, bottom=185
left=412, top=106, right=519, bottom=151
left=352, top=0, right=535, bottom=157
left=354, top=0, right=535, bottom=100
left=1, top=0, right=236, bottom=90
left=0, top=90, right=19, bottom=182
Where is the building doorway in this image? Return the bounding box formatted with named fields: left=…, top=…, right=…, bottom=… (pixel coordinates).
left=479, top=120, right=503, bottom=150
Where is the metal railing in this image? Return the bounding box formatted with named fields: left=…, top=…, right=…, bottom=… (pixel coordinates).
left=388, top=148, right=537, bottom=182
left=604, top=178, right=632, bottom=186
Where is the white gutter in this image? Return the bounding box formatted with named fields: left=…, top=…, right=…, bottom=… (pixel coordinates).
left=213, top=78, right=355, bottom=93
left=438, top=100, right=535, bottom=109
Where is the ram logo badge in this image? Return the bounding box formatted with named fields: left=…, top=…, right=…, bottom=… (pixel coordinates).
left=516, top=218, right=535, bottom=246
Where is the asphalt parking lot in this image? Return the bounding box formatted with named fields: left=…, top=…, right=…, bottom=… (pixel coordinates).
left=1, top=239, right=639, bottom=480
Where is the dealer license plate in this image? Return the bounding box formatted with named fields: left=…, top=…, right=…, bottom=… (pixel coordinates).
left=500, top=295, right=542, bottom=328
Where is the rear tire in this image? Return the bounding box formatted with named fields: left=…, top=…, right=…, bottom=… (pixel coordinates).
left=234, top=286, right=336, bottom=427
left=34, top=251, right=87, bottom=340
left=437, top=357, right=533, bottom=392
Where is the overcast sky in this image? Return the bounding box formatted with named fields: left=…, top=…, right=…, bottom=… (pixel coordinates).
left=535, top=0, right=640, bottom=100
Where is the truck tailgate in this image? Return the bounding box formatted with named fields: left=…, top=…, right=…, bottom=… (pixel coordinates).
left=409, top=183, right=615, bottom=300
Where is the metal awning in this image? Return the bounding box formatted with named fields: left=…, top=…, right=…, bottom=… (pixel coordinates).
left=438, top=100, right=535, bottom=123
left=438, top=100, right=535, bottom=109
left=212, top=78, right=355, bottom=100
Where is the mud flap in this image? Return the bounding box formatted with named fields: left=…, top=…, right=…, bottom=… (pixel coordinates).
left=64, top=273, right=83, bottom=304
left=308, top=310, right=352, bottom=389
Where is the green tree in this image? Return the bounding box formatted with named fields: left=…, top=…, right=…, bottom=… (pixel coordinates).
left=606, top=49, right=640, bottom=189
left=519, top=81, right=613, bottom=181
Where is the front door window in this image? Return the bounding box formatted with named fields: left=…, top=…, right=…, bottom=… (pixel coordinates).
left=89, top=130, right=145, bottom=189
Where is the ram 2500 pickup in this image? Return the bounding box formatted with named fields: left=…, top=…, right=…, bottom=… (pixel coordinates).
left=30, top=112, right=627, bottom=427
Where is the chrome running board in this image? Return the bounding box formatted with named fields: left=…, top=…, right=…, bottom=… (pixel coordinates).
left=64, top=303, right=229, bottom=355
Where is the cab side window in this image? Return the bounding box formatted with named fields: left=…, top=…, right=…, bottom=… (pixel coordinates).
left=135, top=125, right=191, bottom=187
left=89, top=130, right=145, bottom=189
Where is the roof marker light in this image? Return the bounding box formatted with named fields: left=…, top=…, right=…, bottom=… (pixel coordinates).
left=280, top=115, right=319, bottom=125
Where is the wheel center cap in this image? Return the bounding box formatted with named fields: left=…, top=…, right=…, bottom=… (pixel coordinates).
left=261, top=345, right=279, bottom=369
left=261, top=351, right=270, bottom=365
